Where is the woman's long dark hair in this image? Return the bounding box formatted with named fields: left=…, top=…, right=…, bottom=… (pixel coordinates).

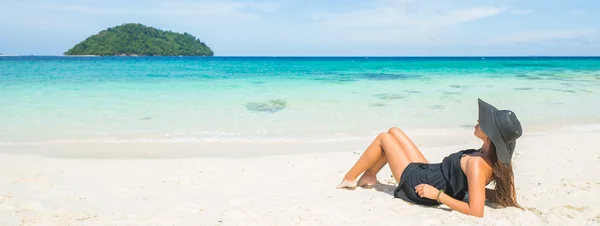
left=488, top=140, right=523, bottom=209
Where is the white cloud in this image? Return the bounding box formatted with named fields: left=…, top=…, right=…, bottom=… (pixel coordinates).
left=310, top=3, right=506, bottom=29
left=443, top=7, right=508, bottom=27
left=304, top=1, right=507, bottom=45
left=489, top=29, right=600, bottom=44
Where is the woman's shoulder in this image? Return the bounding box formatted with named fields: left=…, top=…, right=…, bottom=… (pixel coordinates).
left=464, top=155, right=494, bottom=181
left=466, top=156, right=491, bottom=169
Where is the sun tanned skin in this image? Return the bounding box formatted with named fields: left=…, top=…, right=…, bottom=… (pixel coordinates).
left=337, top=123, right=495, bottom=218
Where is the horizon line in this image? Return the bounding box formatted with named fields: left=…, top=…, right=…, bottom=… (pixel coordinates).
left=3, top=54, right=600, bottom=58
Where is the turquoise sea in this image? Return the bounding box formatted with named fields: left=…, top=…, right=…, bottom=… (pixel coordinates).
left=1, top=56, right=600, bottom=144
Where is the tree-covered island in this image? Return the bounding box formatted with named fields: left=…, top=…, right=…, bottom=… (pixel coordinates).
left=64, top=23, right=214, bottom=56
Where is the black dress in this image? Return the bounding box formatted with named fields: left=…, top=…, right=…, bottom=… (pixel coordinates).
left=394, top=149, right=478, bottom=206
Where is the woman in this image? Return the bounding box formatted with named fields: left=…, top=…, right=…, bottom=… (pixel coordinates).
left=336, top=98, right=523, bottom=217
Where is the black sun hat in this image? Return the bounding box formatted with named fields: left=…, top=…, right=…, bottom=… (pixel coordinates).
left=478, top=98, right=523, bottom=164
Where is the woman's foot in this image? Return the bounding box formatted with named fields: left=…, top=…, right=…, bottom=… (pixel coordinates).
left=336, top=178, right=358, bottom=190
left=357, top=174, right=378, bottom=188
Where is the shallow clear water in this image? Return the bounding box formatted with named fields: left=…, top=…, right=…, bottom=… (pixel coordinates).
left=1, top=56, right=599, bottom=144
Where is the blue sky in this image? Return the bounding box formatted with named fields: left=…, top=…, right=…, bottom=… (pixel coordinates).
left=0, top=0, right=598, bottom=56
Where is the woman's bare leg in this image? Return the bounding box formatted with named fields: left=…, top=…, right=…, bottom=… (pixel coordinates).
left=388, top=127, right=428, bottom=163
left=337, top=132, right=412, bottom=189
left=356, top=155, right=387, bottom=187
left=351, top=127, right=428, bottom=187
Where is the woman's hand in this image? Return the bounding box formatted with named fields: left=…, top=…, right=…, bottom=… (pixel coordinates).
left=414, top=184, right=440, bottom=200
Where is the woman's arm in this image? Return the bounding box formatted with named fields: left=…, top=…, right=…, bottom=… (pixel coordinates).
left=437, top=157, right=490, bottom=217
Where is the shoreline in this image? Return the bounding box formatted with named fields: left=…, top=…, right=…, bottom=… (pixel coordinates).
left=0, top=123, right=597, bottom=160
left=1, top=121, right=598, bottom=152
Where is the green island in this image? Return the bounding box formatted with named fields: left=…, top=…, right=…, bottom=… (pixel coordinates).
left=64, top=23, right=214, bottom=56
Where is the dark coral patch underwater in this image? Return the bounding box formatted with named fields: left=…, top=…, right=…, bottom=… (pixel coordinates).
left=246, top=99, right=288, bottom=113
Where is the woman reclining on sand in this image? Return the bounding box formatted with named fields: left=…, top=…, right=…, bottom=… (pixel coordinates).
left=337, top=98, right=523, bottom=217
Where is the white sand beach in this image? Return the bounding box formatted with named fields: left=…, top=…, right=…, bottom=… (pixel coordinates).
left=1, top=125, right=599, bottom=225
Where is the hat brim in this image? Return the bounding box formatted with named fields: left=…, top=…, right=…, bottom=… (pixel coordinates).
left=478, top=98, right=512, bottom=164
